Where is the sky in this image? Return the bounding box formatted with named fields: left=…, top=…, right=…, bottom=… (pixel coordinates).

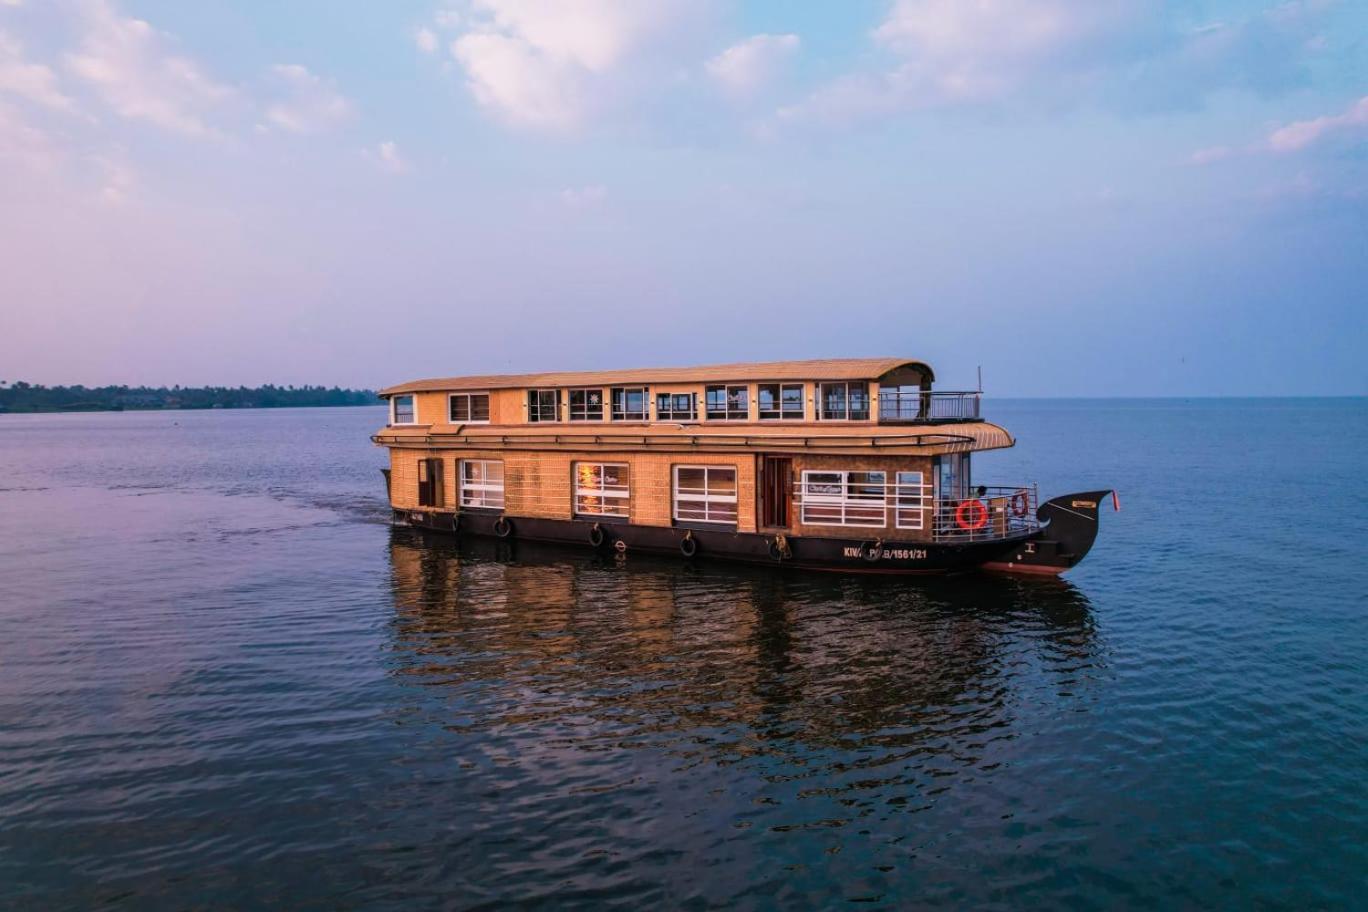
left=0, top=0, right=1364, bottom=396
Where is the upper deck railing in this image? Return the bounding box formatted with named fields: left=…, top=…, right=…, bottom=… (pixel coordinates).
left=879, top=390, right=981, bottom=423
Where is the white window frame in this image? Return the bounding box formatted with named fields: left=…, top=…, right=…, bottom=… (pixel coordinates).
left=573, top=462, right=630, bottom=518
left=672, top=465, right=738, bottom=525
left=758, top=383, right=805, bottom=421
left=568, top=388, right=605, bottom=422
left=894, top=471, right=927, bottom=530
left=655, top=391, right=697, bottom=422
left=610, top=386, right=650, bottom=422
left=447, top=392, right=490, bottom=424
left=391, top=394, right=418, bottom=425
left=799, top=470, right=888, bottom=527
left=818, top=382, right=872, bottom=421
left=459, top=459, right=505, bottom=510
left=705, top=384, right=749, bottom=421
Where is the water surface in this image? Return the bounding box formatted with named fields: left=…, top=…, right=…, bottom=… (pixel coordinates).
left=1, top=401, right=1364, bottom=909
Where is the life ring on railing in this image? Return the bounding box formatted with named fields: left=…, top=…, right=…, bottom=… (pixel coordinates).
left=493, top=516, right=513, bottom=538
left=588, top=523, right=605, bottom=547
left=679, top=531, right=697, bottom=558
left=1010, top=491, right=1030, bottom=518
left=955, top=499, right=988, bottom=531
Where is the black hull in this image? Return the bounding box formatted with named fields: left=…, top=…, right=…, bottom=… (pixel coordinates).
left=391, top=494, right=1112, bottom=575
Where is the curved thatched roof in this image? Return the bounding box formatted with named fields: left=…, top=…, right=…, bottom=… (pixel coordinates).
left=379, top=357, right=934, bottom=397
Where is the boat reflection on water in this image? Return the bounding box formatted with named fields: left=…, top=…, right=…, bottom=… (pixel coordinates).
left=385, top=526, right=1101, bottom=765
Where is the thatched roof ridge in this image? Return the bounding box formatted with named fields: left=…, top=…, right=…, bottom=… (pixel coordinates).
left=379, top=357, right=934, bottom=396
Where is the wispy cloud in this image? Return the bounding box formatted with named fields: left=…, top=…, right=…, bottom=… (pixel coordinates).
left=440, top=0, right=704, bottom=131
left=63, top=0, right=236, bottom=138
left=1191, top=95, right=1368, bottom=164
left=368, top=139, right=410, bottom=174
left=1268, top=95, right=1368, bottom=152
left=706, top=33, right=799, bottom=99
left=263, top=63, right=352, bottom=134
left=558, top=183, right=606, bottom=207
left=0, top=28, right=78, bottom=112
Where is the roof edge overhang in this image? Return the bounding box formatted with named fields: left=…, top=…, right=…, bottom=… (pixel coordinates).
left=377, top=358, right=936, bottom=397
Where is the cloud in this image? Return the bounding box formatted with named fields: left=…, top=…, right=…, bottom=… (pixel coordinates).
left=1268, top=95, right=1368, bottom=152
left=263, top=63, right=352, bottom=134
left=778, top=0, right=1337, bottom=128
left=0, top=28, right=77, bottom=112
left=558, top=183, right=606, bottom=207
left=93, top=154, right=134, bottom=203
left=369, top=139, right=410, bottom=173
left=0, top=99, right=56, bottom=171
left=705, top=33, right=799, bottom=99
left=64, top=0, right=236, bottom=137
left=445, top=0, right=700, bottom=131
left=415, top=27, right=439, bottom=54
left=1190, top=95, right=1368, bottom=165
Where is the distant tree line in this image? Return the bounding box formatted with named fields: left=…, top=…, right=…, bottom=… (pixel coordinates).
left=0, top=381, right=379, bottom=413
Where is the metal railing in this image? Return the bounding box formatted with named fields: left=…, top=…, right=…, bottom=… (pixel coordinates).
left=793, top=479, right=1038, bottom=542
left=878, top=390, right=981, bottom=423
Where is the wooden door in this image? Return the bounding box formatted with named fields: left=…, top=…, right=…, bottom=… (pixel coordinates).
left=759, top=456, right=792, bottom=528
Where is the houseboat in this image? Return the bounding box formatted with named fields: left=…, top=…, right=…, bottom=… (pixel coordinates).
left=372, top=358, right=1115, bottom=575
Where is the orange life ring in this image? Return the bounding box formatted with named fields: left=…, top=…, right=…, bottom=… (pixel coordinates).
left=955, top=498, right=989, bottom=530
left=1010, top=491, right=1029, bottom=518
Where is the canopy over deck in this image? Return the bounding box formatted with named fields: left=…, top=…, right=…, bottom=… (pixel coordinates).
left=378, top=357, right=935, bottom=397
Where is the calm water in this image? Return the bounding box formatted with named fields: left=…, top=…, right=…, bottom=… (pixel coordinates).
left=1, top=401, right=1364, bottom=910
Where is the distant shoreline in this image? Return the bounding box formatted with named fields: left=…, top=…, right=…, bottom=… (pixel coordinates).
left=0, top=384, right=378, bottom=414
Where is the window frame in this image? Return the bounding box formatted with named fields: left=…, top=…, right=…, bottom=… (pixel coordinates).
left=894, top=470, right=926, bottom=530
left=705, top=384, right=749, bottom=421
left=573, top=461, right=631, bottom=518
left=757, top=383, right=805, bottom=421
left=818, top=382, right=871, bottom=421
left=459, top=459, right=505, bottom=510
left=655, top=391, right=698, bottom=422
left=610, top=386, right=650, bottom=422
left=527, top=388, right=561, bottom=423
left=799, top=469, right=888, bottom=528
left=390, top=394, right=417, bottom=425
left=447, top=391, right=490, bottom=424
left=568, top=388, right=605, bottom=422
left=672, top=464, right=739, bottom=526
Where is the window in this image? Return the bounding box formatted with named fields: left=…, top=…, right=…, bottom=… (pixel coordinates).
left=611, top=387, right=649, bottom=421
left=758, top=383, right=804, bottom=420
left=527, top=389, right=560, bottom=423
left=574, top=462, right=630, bottom=517
left=391, top=394, right=416, bottom=425
left=935, top=453, right=970, bottom=501
left=800, top=470, right=887, bottom=527
left=673, top=466, right=738, bottom=525
left=569, top=388, right=604, bottom=421
left=706, top=385, right=748, bottom=420
left=895, top=471, right=926, bottom=530
left=460, top=459, right=504, bottom=509
left=448, top=392, right=490, bottom=423
left=417, top=457, right=444, bottom=507
left=819, top=383, right=871, bottom=421
left=655, top=392, right=697, bottom=421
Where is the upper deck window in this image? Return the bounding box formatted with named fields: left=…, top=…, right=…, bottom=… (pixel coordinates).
left=527, top=389, right=561, bottom=422
left=758, top=383, right=804, bottom=420
left=706, top=385, right=748, bottom=420
left=611, top=387, right=648, bottom=421
left=391, top=395, right=417, bottom=425
left=819, top=382, right=871, bottom=421
left=569, top=389, right=604, bottom=421
left=448, top=392, right=489, bottom=423
left=656, top=392, right=697, bottom=422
